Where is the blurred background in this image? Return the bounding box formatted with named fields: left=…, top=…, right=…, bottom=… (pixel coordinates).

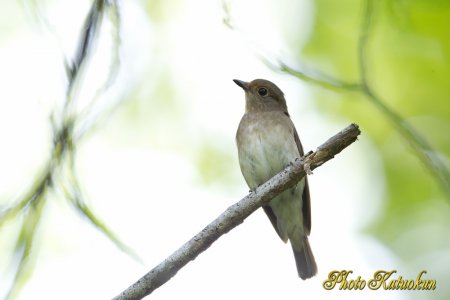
left=0, top=0, right=449, bottom=299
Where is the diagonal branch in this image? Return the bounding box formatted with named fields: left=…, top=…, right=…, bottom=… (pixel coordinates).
left=112, top=123, right=361, bottom=300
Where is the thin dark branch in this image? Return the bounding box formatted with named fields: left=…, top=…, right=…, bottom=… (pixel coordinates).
left=113, top=124, right=361, bottom=300
left=66, top=0, right=104, bottom=97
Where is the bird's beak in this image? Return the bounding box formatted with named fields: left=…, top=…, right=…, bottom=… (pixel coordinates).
left=233, top=79, right=249, bottom=91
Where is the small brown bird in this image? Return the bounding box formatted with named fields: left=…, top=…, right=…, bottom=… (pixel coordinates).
left=234, top=78, right=317, bottom=279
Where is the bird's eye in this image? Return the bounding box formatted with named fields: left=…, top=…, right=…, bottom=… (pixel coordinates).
left=258, top=87, right=268, bottom=97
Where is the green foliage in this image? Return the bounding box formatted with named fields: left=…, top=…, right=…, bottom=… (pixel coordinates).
left=285, top=0, right=450, bottom=298
left=2, top=0, right=449, bottom=298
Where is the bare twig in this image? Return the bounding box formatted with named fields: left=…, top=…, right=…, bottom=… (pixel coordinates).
left=113, top=123, right=361, bottom=300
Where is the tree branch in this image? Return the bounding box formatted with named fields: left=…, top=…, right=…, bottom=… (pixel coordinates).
left=112, top=123, right=361, bottom=300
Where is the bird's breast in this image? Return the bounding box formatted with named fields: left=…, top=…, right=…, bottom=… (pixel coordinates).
left=236, top=113, right=300, bottom=189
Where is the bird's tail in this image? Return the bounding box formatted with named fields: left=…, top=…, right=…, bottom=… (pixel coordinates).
left=292, top=236, right=317, bottom=280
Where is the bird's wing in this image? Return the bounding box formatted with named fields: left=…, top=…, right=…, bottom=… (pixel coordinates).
left=262, top=206, right=287, bottom=242
left=293, top=127, right=312, bottom=235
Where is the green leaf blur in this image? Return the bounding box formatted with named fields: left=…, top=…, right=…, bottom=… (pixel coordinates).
left=298, top=1, right=450, bottom=298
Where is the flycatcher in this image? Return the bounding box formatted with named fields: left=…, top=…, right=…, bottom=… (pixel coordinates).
left=234, top=78, right=317, bottom=279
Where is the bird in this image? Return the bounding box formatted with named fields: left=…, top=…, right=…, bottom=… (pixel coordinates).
left=234, top=78, right=317, bottom=279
